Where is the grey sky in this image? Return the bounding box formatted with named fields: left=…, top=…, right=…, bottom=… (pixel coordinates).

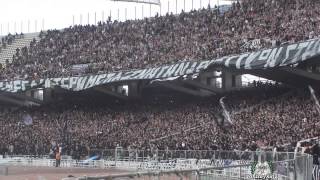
left=0, top=0, right=232, bottom=35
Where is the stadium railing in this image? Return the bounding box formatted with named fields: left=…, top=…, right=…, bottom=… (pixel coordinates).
left=74, top=155, right=313, bottom=180
left=92, top=148, right=300, bottom=162
left=0, top=150, right=315, bottom=180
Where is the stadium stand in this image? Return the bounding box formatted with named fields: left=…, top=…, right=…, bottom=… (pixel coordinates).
left=0, top=33, right=39, bottom=66
left=1, top=0, right=320, bottom=80
left=0, top=0, right=320, bottom=179
left=0, top=85, right=318, bottom=156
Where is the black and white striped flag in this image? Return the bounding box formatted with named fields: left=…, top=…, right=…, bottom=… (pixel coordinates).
left=219, top=96, right=232, bottom=125
left=313, top=165, right=320, bottom=180
left=308, top=85, right=320, bottom=115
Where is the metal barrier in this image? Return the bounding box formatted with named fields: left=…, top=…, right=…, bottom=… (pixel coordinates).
left=0, top=150, right=314, bottom=180
left=0, top=157, right=106, bottom=169
left=93, top=149, right=305, bottom=163
left=75, top=160, right=305, bottom=180
left=78, top=150, right=314, bottom=180
left=75, top=164, right=252, bottom=180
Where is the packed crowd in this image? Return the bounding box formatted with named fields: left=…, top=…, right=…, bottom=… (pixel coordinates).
left=0, top=0, right=320, bottom=164
left=1, top=0, right=320, bottom=80
left=0, top=85, right=319, bottom=158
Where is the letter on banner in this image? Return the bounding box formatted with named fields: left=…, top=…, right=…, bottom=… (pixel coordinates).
left=102, top=73, right=116, bottom=83
left=236, top=54, right=249, bottom=69
left=30, top=80, right=39, bottom=88
left=5, top=81, right=13, bottom=92
left=84, top=75, right=98, bottom=89
left=196, top=61, right=210, bottom=72
left=244, top=51, right=261, bottom=69
left=120, top=71, right=136, bottom=81
left=258, top=49, right=272, bottom=61
left=280, top=44, right=298, bottom=66
left=69, top=77, right=78, bottom=89
left=21, top=80, right=29, bottom=91
left=76, top=77, right=88, bottom=91
left=52, top=78, right=61, bottom=86
left=162, top=64, right=179, bottom=77
left=250, top=49, right=272, bottom=68
left=129, top=70, right=144, bottom=80
left=290, top=42, right=309, bottom=64
left=107, top=72, right=122, bottom=83
left=264, top=47, right=283, bottom=68
left=60, top=78, right=69, bottom=89
left=155, top=66, right=169, bottom=79
left=302, top=39, right=319, bottom=61
left=224, top=55, right=238, bottom=67
left=185, top=62, right=198, bottom=74
left=143, top=68, right=160, bottom=79
left=301, top=40, right=316, bottom=61
left=137, top=69, right=151, bottom=79
left=174, top=62, right=190, bottom=76
left=94, top=74, right=107, bottom=86
left=13, top=80, right=22, bottom=93
left=45, top=79, right=52, bottom=88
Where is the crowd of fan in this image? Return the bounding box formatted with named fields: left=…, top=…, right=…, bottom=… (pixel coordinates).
left=1, top=0, right=320, bottom=80
left=0, top=85, right=319, bottom=158
left=0, top=0, right=320, bottom=163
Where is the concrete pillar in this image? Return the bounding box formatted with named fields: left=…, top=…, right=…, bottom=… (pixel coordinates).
left=25, top=90, right=32, bottom=97
left=128, top=81, right=141, bottom=98
left=200, top=71, right=218, bottom=88
left=222, top=72, right=232, bottom=90
left=222, top=72, right=242, bottom=91
left=43, top=88, right=53, bottom=103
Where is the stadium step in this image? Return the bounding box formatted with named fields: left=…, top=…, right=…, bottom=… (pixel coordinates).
left=0, top=32, right=40, bottom=65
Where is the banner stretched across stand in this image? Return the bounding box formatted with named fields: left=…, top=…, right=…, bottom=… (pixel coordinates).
left=1, top=38, right=320, bottom=93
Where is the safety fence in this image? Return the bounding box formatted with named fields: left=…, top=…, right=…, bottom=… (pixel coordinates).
left=75, top=164, right=255, bottom=180
left=91, top=149, right=306, bottom=163
left=0, top=150, right=315, bottom=180
left=74, top=157, right=313, bottom=180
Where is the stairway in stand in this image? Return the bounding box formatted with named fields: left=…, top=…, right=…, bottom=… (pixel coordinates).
left=0, top=32, right=40, bottom=65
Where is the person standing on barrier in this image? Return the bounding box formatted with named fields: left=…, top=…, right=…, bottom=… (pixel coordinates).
left=55, top=145, right=61, bottom=167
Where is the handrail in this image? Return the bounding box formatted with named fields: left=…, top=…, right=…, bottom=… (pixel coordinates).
left=77, top=163, right=252, bottom=180
left=0, top=152, right=313, bottom=180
